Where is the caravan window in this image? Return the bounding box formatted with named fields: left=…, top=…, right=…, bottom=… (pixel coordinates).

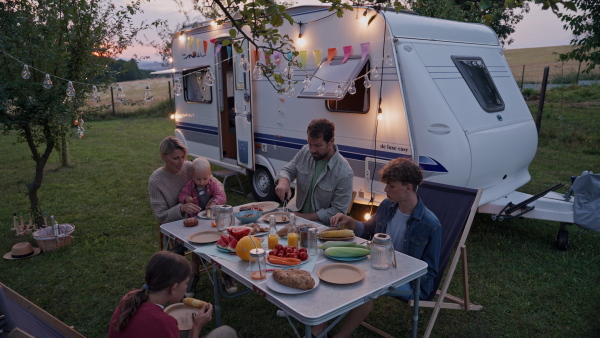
left=451, top=56, right=504, bottom=112
left=326, top=61, right=370, bottom=113
left=183, top=67, right=212, bottom=103
left=299, top=56, right=370, bottom=114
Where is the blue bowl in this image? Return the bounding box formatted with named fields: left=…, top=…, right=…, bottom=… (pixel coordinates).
left=234, top=209, right=262, bottom=224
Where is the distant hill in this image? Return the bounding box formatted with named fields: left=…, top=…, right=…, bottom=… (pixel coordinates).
left=137, top=60, right=167, bottom=71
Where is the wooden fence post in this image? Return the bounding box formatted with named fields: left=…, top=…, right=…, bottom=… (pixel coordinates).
left=110, top=86, right=116, bottom=116
left=520, top=65, right=525, bottom=90
left=168, top=80, right=172, bottom=108
left=536, top=66, right=550, bottom=134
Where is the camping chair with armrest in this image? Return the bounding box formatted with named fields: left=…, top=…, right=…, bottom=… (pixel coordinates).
left=361, top=181, right=483, bottom=338
left=0, top=283, right=84, bottom=338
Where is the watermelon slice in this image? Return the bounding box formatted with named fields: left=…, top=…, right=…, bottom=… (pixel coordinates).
left=227, top=227, right=252, bottom=241
left=215, top=238, right=228, bottom=250
left=220, top=235, right=232, bottom=245
left=227, top=238, right=238, bottom=252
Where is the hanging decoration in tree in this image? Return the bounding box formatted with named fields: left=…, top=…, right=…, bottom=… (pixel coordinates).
left=66, top=81, right=76, bottom=97
left=116, top=86, right=126, bottom=103
left=43, top=74, right=53, bottom=89
left=303, top=73, right=311, bottom=90
left=91, top=85, right=101, bottom=101
left=21, top=65, right=31, bottom=79
left=77, top=116, right=85, bottom=138
left=239, top=53, right=250, bottom=73
left=173, top=78, right=183, bottom=96
left=144, top=84, right=153, bottom=102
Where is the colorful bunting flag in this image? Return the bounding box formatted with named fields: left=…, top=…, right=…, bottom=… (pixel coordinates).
left=253, top=50, right=259, bottom=64
left=299, top=51, right=307, bottom=68
left=326, top=48, right=336, bottom=65
left=361, top=42, right=370, bottom=62
left=226, top=46, right=232, bottom=59
left=273, top=51, right=281, bottom=68
left=215, top=43, right=222, bottom=56
left=313, top=50, right=322, bottom=66
left=203, top=40, right=208, bottom=55
left=342, top=45, right=352, bottom=64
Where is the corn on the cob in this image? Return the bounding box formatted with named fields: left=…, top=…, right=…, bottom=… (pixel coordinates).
left=183, top=297, right=207, bottom=308
left=318, top=229, right=354, bottom=238
left=318, top=242, right=365, bottom=250
left=324, top=247, right=371, bottom=257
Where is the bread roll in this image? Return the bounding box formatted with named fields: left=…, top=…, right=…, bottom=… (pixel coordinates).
left=183, top=218, right=198, bottom=227
left=273, top=268, right=315, bottom=290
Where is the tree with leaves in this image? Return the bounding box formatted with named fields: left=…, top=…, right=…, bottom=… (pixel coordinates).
left=558, top=0, right=600, bottom=72
left=0, top=0, right=146, bottom=226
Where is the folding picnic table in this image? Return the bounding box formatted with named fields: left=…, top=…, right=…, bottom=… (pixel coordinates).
left=161, top=216, right=427, bottom=338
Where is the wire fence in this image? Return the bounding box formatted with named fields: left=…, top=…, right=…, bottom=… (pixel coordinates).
left=510, top=63, right=600, bottom=92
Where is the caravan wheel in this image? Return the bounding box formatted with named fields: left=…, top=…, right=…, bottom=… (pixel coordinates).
left=250, top=166, right=278, bottom=201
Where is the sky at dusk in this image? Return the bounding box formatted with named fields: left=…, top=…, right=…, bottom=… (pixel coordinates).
left=118, top=1, right=575, bottom=61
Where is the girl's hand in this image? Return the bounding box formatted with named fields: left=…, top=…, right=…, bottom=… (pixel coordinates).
left=192, top=303, right=213, bottom=329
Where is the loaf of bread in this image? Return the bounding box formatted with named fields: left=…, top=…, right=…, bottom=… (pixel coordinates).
left=183, top=218, right=198, bottom=227
left=273, top=268, right=315, bottom=290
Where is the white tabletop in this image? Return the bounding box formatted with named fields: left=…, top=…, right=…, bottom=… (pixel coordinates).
left=160, top=214, right=427, bottom=327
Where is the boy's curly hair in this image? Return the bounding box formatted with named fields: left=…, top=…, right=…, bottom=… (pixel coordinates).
left=379, top=158, right=423, bottom=189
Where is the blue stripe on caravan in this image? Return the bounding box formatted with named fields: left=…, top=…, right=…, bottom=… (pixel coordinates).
left=176, top=122, right=218, bottom=135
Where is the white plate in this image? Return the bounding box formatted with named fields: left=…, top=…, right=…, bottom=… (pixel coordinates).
left=164, top=303, right=201, bottom=331
left=187, top=231, right=222, bottom=244
left=265, top=271, right=319, bottom=294
left=234, top=201, right=280, bottom=214
left=197, top=210, right=215, bottom=220
left=316, top=263, right=365, bottom=284
left=261, top=211, right=291, bottom=223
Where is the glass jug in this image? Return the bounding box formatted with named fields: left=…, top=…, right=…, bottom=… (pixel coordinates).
left=215, top=205, right=234, bottom=232
left=370, top=233, right=394, bottom=270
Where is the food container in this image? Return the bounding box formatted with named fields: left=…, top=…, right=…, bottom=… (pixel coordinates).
left=234, top=209, right=262, bottom=224
left=249, top=248, right=267, bottom=280
left=33, top=224, right=75, bottom=252
left=370, top=233, right=394, bottom=270
left=215, top=205, right=234, bottom=231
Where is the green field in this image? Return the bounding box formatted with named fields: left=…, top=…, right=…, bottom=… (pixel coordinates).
left=1, top=49, right=600, bottom=337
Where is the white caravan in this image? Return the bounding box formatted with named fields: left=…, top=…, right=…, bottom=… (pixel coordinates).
left=160, top=5, right=576, bottom=242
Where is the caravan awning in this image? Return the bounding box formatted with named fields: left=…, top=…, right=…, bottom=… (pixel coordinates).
left=150, top=69, right=177, bottom=75
left=298, top=56, right=369, bottom=100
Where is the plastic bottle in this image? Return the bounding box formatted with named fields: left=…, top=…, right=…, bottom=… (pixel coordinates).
left=268, top=214, right=278, bottom=250
left=50, top=215, right=59, bottom=237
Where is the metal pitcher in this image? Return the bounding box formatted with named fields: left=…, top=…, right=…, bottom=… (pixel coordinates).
left=215, top=205, right=234, bottom=232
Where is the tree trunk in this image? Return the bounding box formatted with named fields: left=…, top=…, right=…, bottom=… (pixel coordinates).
left=60, top=134, right=69, bottom=167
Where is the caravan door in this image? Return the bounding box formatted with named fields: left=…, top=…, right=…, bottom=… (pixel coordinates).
left=232, top=41, right=254, bottom=170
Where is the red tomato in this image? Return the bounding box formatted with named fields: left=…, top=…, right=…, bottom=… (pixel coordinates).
left=288, top=253, right=298, bottom=259
left=286, top=247, right=295, bottom=254
left=270, top=249, right=278, bottom=256
left=298, top=247, right=307, bottom=253
left=277, top=252, right=284, bottom=257
left=275, top=244, right=284, bottom=250
left=298, top=252, right=308, bottom=261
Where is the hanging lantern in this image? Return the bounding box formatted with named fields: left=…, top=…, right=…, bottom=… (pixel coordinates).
left=21, top=65, right=31, bottom=79
left=91, top=85, right=101, bottom=102
left=348, top=81, right=357, bottom=95
left=144, top=84, right=153, bottom=102
left=204, top=69, right=215, bottom=86
left=334, top=84, right=343, bottom=98
left=302, top=73, right=311, bottom=90
left=239, top=53, right=250, bottom=73
left=284, top=61, right=294, bottom=77
left=372, top=66, right=380, bottom=78
left=286, top=80, right=296, bottom=98
left=43, top=74, right=53, bottom=89
left=364, top=75, right=371, bottom=89
left=252, top=62, right=263, bottom=80
left=116, top=86, right=126, bottom=102
left=385, top=54, right=393, bottom=66
left=173, top=78, right=183, bottom=96
left=317, top=81, right=326, bottom=96
left=66, top=81, right=76, bottom=97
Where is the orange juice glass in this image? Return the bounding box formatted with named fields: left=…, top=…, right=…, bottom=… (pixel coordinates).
left=268, top=234, right=278, bottom=250
left=287, top=232, right=299, bottom=248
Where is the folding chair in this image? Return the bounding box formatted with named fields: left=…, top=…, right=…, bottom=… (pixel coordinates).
left=361, top=181, right=483, bottom=338
left=0, top=283, right=84, bottom=338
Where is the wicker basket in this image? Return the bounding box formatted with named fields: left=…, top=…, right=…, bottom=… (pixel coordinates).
left=33, top=224, right=75, bottom=252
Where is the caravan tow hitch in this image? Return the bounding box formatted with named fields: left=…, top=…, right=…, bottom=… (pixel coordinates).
left=491, top=183, right=565, bottom=221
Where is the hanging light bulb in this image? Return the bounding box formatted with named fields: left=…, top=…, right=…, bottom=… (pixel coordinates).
left=170, top=113, right=176, bottom=120
left=43, top=74, right=53, bottom=89
left=204, top=69, right=215, bottom=86
left=144, top=84, right=153, bottom=102
left=286, top=80, right=296, bottom=97
left=284, top=61, right=294, bottom=77
left=372, top=66, right=380, bottom=78
left=385, top=54, right=393, bottom=66
left=173, top=78, right=183, bottom=96
left=348, top=81, right=357, bottom=95
left=239, top=53, right=250, bottom=73
left=317, top=81, right=326, bottom=96
left=91, top=85, right=101, bottom=102
left=364, top=75, right=371, bottom=89
left=377, top=107, right=384, bottom=121
left=66, top=81, right=76, bottom=97
left=252, top=62, right=263, bottom=80
left=364, top=212, right=371, bottom=221
left=302, top=73, right=311, bottom=90
left=116, top=86, right=126, bottom=102
left=334, top=84, right=343, bottom=98
left=21, top=65, right=31, bottom=79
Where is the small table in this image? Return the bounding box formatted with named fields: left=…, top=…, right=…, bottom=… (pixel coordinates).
left=161, top=216, right=427, bottom=338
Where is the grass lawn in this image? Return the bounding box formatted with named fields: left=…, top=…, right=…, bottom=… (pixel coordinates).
left=1, top=86, right=599, bottom=337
